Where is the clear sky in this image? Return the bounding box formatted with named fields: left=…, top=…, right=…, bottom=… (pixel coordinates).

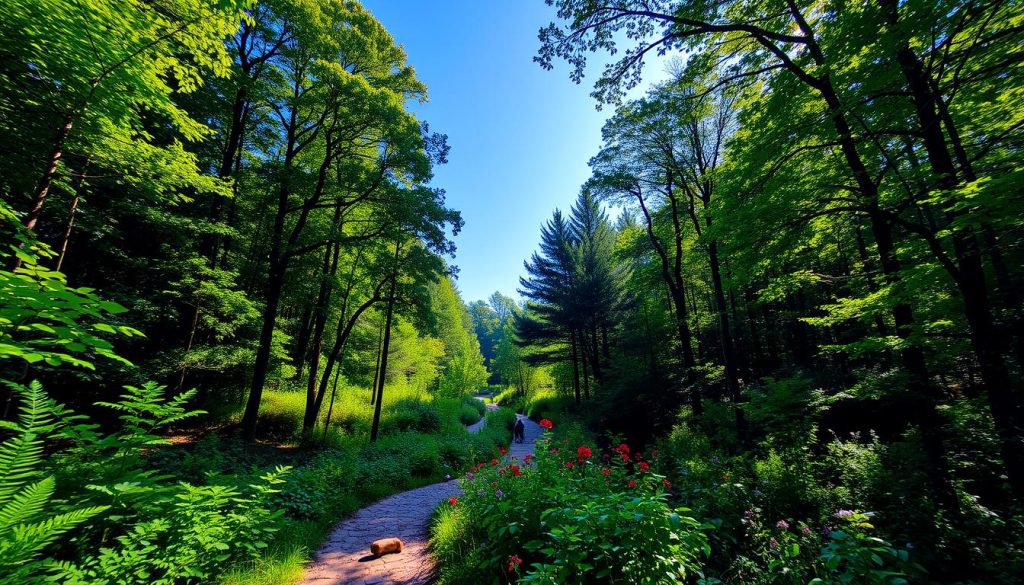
left=362, top=1, right=668, bottom=304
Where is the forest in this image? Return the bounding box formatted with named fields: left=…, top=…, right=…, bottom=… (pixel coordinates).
left=1, top=0, right=1023, bottom=584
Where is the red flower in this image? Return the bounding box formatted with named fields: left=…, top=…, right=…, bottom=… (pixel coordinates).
left=615, top=443, right=630, bottom=455
left=500, top=447, right=507, bottom=455
left=550, top=447, right=560, bottom=454
left=491, top=481, right=498, bottom=488
left=539, top=419, right=553, bottom=430
left=510, top=465, right=522, bottom=477
left=628, top=480, right=637, bottom=488
left=651, top=449, right=659, bottom=457
left=577, top=445, right=593, bottom=462
left=638, top=461, right=650, bottom=473
left=507, top=554, right=523, bottom=573
left=662, top=479, right=672, bottom=488
left=523, top=454, right=534, bottom=465
left=620, top=453, right=630, bottom=463
left=492, top=458, right=499, bottom=466
left=565, top=461, right=575, bottom=470
left=448, top=497, right=458, bottom=506
left=601, top=468, right=611, bottom=476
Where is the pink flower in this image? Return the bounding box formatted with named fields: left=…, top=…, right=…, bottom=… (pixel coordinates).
left=507, top=554, right=523, bottom=572
left=776, top=519, right=789, bottom=530
left=448, top=497, right=458, bottom=506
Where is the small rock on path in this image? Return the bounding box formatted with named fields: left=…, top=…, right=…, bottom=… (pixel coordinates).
left=298, top=413, right=541, bottom=585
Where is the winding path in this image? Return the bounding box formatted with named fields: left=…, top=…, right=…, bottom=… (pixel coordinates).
left=298, top=413, right=541, bottom=585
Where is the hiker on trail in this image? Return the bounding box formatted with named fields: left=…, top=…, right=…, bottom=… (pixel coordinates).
left=514, top=418, right=525, bottom=444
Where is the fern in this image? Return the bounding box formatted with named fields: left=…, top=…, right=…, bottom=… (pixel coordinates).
left=0, top=382, right=106, bottom=583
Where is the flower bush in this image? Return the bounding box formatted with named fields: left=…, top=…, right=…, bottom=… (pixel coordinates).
left=431, top=428, right=710, bottom=584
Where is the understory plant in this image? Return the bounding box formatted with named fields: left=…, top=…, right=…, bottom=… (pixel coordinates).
left=431, top=422, right=710, bottom=584
left=0, top=381, right=288, bottom=584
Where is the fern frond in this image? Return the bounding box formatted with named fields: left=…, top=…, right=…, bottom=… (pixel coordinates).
left=0, top=505, right=108, bottom=570
left=0, top=476, right=55, bottom=530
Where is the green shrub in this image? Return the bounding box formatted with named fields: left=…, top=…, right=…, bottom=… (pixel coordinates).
left=383, top=399, right=442, bottom=435
left=459, top=403, right=483, bottom=425
left=433, top=423, right=709, bottom=584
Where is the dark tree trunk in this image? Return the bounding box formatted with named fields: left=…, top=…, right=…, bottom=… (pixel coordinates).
left=25, top=114, right=74, bottom=233
left=370, top=275, right=398, bottom=443
left=570, top=331, right=581, bottom=404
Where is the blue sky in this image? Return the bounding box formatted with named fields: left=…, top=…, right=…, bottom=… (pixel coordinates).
left=363, top=1, right=669, bottom=304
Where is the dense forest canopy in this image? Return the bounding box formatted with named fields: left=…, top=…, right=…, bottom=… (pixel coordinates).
left=1, top=0, right=1022, bottom=583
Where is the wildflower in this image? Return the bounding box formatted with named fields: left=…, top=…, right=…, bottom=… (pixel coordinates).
left=620, top=453, right=630, bottom=463
left=507, top=554, right=523, bottom=573
left=802, top=526, right=811, bottom=536
left=448, top=497, right=458, bottom=506
left=445, top=474, right=451, bottom=481
left=662, top=479, right=672, bottom=488
left=743, top=510, right=754, bottom=519
left=638, top=461, right=650, bottom=473
left=511, top=465, right=522, bottom=477
left=477, top=490, right=486, bottom=497
left=753, top=489, right=763, bottom=498
left=628, top=480, right=637, bottom=488
left=550, top=447, right=560, bottom=454
left=577, top=445, right=593, bottom=462
left=492, top=458, right=499, bottom=466
left=498, top=468, right=506, bottom=475
left=722, top=473, right=730, bottom=482
left=491, top=481, right=498, bottom=488
left=495, top=489, right=504, bottom=498
left=776, top=520, right=789, bottom=530
left=601, top=468, right=611, bottom=476
left=615, top=443, right=630, bottom=455
left=834, top=509, right=854, bottom=519
left=500, top=447, right=507, bottom=455
left=769, top=537, right=779, bottom=549
left=466, top=472, right=474, bottom=480
left=523, top=454, right=534, bottom=465
left=565, top=461, right=575, bottom=470
left=539, top=419, right=553, bottom=430
left=711, top=455, right=720, bottom=464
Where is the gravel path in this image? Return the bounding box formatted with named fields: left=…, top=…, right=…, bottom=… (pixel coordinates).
left=298, top=413, right=541, bottom=585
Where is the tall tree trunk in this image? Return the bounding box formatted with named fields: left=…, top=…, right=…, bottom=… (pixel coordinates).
left=293, top=306, right=314, bottom=381
left=370, top=271, right=398, bottom=443
left=370, top=315, right=385, bottom=406
left=24, top=114, right=74, bottom=233
left=321, top=343, right=347, bottom=442
left=242, top=259, right=286, bottom=441
left=635, top=190, right=701, bottom=414
left=580, top=329, right=591, bottom=400
left=569, top=331, right=581, bottom=404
